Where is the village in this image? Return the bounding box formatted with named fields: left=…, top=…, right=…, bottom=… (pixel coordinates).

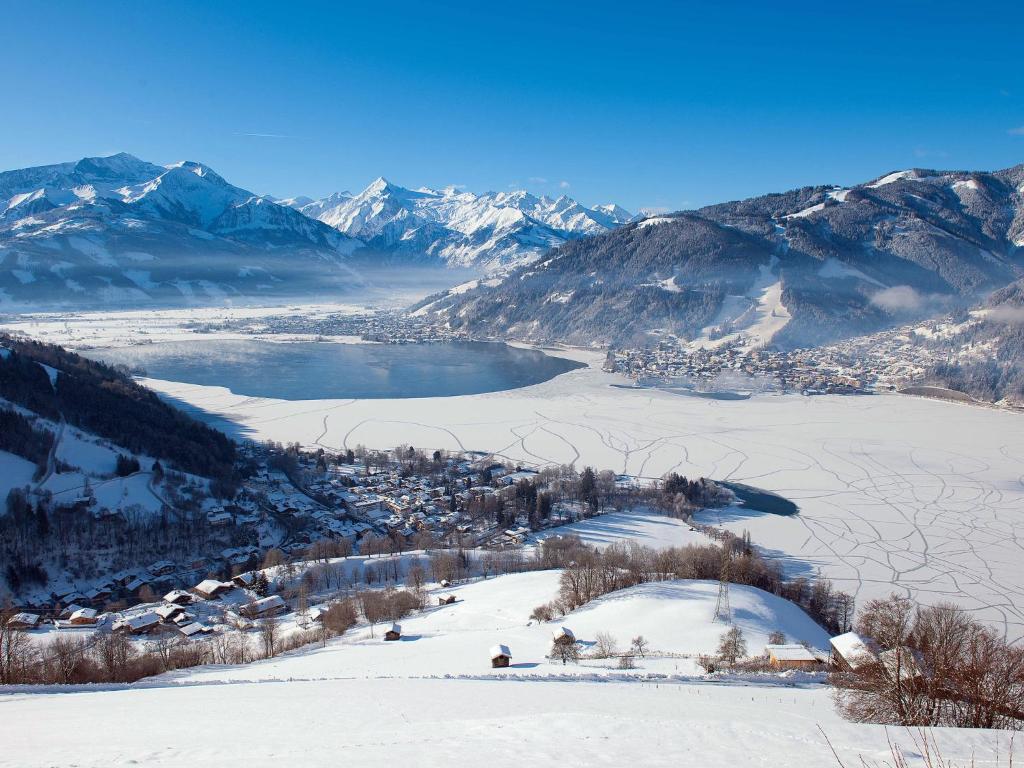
left=187, top=307, right=469, bottom=345
left=3, top=442, right=647, bottom=622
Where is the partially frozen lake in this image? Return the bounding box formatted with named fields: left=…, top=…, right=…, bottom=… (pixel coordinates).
left=86, top=339, right=584, bottom=400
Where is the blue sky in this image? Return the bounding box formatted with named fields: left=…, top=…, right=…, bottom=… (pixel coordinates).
left=2, top=1, right=1022, bottom=212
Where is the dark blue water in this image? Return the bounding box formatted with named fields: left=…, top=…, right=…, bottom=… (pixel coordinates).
left=89, top=339, right=584, bottom=400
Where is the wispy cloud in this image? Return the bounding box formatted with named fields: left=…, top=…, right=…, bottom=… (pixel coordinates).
left=1008, top=126, right=1024, bottom=136
left=527, top=176, right=548, bottom=185
left=559, top=180, right=570, bottom=189
left=234, top=132, right=296, bottom=139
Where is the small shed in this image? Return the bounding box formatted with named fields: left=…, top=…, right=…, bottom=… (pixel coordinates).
left=384, top=623, right=402, bottom=641
left=178, top=622, right=212, bottom=637
left=765, top=643, right=819, bottom=670
left=439, top=579, right=451, bottom=588
left=8, top=612, right=41, bottom=630
left=551, top=626, right=576, bottom=645
left=490, top=643, right=512, bottom=668
left=438, top=595, right=457, bottom=606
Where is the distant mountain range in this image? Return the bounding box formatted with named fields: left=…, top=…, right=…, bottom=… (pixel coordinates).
left=277, top=179, right=632, bottom=269
left=0, top=153, right=365, bottom=307
left=417, top=164, right=1024, bottom=348
left=0, top=153, right=631, bottom=308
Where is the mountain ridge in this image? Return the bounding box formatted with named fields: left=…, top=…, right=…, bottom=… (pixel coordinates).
left=417, top=162, right=1024, bottom=348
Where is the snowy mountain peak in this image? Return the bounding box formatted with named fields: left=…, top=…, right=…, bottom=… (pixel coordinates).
left=291, top=178, right=633, bottom=268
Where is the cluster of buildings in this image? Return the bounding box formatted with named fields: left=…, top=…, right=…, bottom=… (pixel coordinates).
left=197, top=308, right=469, bottom=345
left=608, top=340, right=877, bottom=395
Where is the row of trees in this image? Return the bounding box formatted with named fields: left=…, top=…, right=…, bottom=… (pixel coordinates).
left=832, top=595, right=1024, bottom=730
left=530, top=534, right=854, bottom=636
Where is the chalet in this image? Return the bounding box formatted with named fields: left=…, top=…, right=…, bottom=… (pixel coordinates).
left=192, top=579, right=233, bottom=600
left=124, top=577, right=151, bottom=596
left=84, top=585, right=112, bottom=604
left=438, top=595, right=457, bottom=606
left=154, top=604, right=184, bottom=622
left=551, top=627, right=576, bottom=646
left=149, top=560, right=176, bottom=576
left=68, top=607, right=99, bottom=625
left=830, top=632, right=877, bottom=671
left=232, top=572, right=257, bottom=589
left=764, top=644, right=819, bottom=670
left=8, top=612, right=41, bottom=630
left=240, top=594, right=286, bottom=619
left=490, top=644, right=512, bottom=668
left=114, top=612, right=161, bottom=635
left=164, top=589, right=193, bottom=605
left=384, top=623, right=402, bottom=641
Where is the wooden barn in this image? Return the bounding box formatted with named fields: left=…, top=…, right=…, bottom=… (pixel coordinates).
left=490, top=643, right=512, bottom=668
left=551, top=626, right=575, bottom=646
left=764, top=643, right=819, bottom=670
left=384, top=623, right=402, bottom=641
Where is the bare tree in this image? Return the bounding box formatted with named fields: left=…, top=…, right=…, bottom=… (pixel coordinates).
left=551, top=639, right=581, bottom=665
left=258, top=618, right=280, bottom=659
left=630, top=635, right=650, bottom=659
left=593, top=631, right=618, bottom=659
left=832, top=595, right=1024, bottom=728
left=717, top=625, right=747, bottom=664
left=0, top=609, right=34, bottom=684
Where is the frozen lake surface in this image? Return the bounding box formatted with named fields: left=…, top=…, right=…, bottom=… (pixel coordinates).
left=139, top=356, right=1024, bottom=640
left=87, top=339, right=584, bottom=399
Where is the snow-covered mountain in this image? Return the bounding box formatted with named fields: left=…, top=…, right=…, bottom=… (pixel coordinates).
left=420, top=163, right=1024, bottom=348
left=291, top=178, right=633, bottom=269
left=0, top=153, right=360, bottom=308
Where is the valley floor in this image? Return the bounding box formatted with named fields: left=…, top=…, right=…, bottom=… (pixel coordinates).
left=133, top=352, right=1024, bottom=641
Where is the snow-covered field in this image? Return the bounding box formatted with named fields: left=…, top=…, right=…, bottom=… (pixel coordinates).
left=528, top=509, right=709, bottom=551
left=5, top=675, right=1014, bottom=768
left=1, top=570, right=1015, bottom=767
left=130, top=353, right=1024, bottom=640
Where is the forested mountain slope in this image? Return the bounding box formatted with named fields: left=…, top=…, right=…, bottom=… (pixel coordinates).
left=419, top=164, right=1024, bottom=348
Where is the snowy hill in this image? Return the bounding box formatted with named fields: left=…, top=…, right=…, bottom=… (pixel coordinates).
left=292, top=177, right=633, bottom=269
left=174, top=571, right=829, bottom=685
left=0, top=153, right=361, bottom=308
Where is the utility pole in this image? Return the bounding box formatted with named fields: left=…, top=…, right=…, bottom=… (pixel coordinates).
left=714, top=552, right=731, bottom=623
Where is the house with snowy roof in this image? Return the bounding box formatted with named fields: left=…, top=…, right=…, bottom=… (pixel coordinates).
left=490, top=644, right=512, bottom=668
left=830, top=632, right=878, bottom=671
left=240, top=594, right=286, bottom=619
left=765, top=643, right=819, bottom=670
